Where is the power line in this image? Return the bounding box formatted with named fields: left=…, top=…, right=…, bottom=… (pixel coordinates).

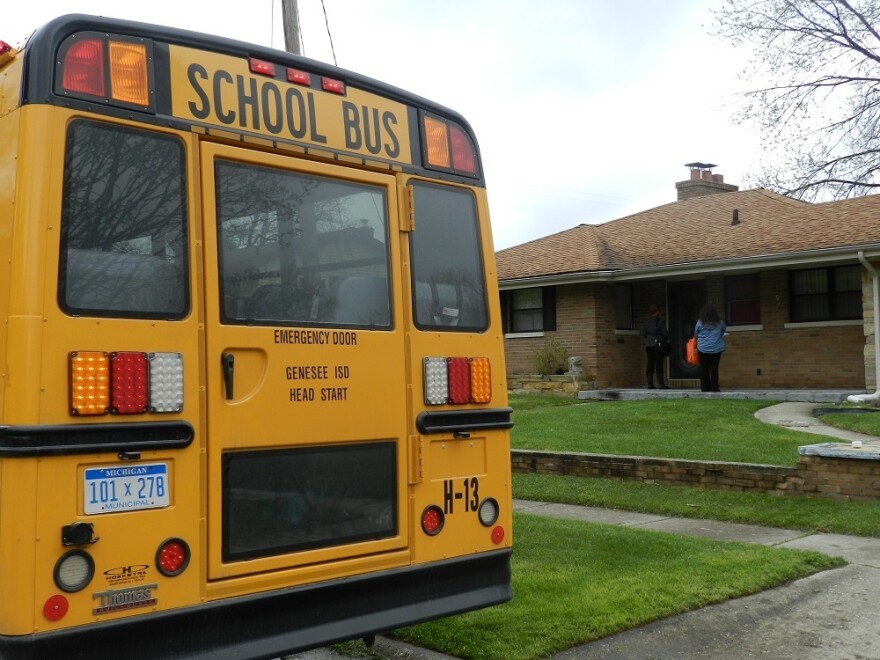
left=320, top=0, right=337, bottom=66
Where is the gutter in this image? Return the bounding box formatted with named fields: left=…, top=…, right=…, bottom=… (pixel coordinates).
left=848, top=251, right=880, bottom=404
left=498, top=243, right=880, bottom=290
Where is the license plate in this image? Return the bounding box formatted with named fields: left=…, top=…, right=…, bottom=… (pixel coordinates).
left=84, top=464, right=170, bottom=515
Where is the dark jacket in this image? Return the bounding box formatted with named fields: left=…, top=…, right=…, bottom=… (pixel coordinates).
left=644, top=315, right=668, bottom=349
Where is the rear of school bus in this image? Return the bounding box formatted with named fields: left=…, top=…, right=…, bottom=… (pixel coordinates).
left=0, top=15, right=511, bottom=659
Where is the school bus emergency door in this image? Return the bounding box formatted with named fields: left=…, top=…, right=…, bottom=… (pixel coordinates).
left=199, top=143, right=411, bottom=584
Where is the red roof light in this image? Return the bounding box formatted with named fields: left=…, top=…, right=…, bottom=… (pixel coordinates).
left=248, top=58, right=276, bottom=77
left=62, top=38, right=105, bottom=97
left=321, top=77, right=345, bottom=95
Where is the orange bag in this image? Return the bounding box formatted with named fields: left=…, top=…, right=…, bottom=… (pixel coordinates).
left=686, top=336, right=699, bottom=365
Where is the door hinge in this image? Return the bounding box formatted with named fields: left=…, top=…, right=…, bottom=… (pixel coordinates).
left=402, top=185, right=415, bottom=232
left=408, top=434, right=423, bottom=484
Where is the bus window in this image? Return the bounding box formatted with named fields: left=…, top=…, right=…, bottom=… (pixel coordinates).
left=58, top=120, right=188, bottom=319
left=410, top=182, right=488, bottom=331
left=215, top=160, right=391, bottom=328
left=222, top=442, right=397, bottom=561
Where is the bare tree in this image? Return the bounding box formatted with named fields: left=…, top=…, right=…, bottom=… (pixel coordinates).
left=714, top=0, right=880, bottom=199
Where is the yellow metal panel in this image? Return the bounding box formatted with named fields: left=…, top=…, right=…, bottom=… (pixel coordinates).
left=168, top=45, right=412, bottom=166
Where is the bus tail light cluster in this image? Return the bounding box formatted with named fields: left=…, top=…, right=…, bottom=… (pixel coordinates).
left=421, top=498, right=505, bottom=544
left=423, top=357, right=491, bottom=406
left=69, top=351, right=183, bottom=416
left=59, top=33, right=152, bottom=109
left=422, top=115, right=478, bottom=177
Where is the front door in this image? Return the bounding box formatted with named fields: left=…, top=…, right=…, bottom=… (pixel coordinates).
left=668, top=279, right=704, bottom=380
left=199, top=143, right=409, bottom=580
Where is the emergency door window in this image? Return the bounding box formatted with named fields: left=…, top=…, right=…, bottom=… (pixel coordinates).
left=59, top=120, right=188, bottom=319
left=215, top=161, right=391, bottom=328
left=410, top=183, right=488, bottom=331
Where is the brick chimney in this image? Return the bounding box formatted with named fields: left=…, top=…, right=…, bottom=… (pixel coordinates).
left=675, top=162, right=739, bottom=201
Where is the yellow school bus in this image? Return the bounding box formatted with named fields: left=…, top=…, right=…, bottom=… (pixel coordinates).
left=0, top=14, right=512, bottom=658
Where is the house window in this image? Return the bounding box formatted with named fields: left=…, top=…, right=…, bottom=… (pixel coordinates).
left=501, top=287, right=556, bottom=333
left=790, top=265, right=861, bottom=322
left=725, top=274, right=760, bottom=325
left=614, top=284, right=633, bottom=330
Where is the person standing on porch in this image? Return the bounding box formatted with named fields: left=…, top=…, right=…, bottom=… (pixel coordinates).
left=643, top=305, right=670, bottom=389
left=695, top=304, right=726, bottom=392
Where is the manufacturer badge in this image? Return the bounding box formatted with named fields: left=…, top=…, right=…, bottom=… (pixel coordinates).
left=93, top=584, right=158, bottom=615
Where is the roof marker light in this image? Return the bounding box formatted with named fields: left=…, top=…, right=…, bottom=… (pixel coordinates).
left=249, top=57, right=276, bottom=77
left=321, top=77, right=345, bottom=95
left=287, top=68, right=312, bottom=86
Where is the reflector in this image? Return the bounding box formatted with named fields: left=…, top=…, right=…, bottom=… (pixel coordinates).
left=43, top=595, right=69, bottom=622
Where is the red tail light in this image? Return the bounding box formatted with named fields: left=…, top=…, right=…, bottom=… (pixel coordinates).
left=110, top=352, right=149, bottom=414
left=421, top=505, right=445, bottom=536
left=156, top=538, right=190, bottom=576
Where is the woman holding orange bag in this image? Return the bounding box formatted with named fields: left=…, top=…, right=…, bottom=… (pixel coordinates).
left=694, top=304, right=726, bottom=392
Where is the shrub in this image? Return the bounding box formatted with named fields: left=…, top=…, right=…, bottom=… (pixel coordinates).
left=534, top=339, right=568, bottom=376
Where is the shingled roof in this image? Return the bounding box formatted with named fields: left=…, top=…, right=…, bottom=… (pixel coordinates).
left=497, top=189, right=880, bottom=282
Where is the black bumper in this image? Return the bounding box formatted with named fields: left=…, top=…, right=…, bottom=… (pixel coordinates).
left=0, top=549, right=511, bottom=659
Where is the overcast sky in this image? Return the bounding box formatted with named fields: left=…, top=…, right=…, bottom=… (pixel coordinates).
left=5, top=0, right=761, bottom=250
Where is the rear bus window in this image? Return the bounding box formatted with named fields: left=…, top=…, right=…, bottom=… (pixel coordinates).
left=215, top=160, right=391, bottom=329
left=410, top=182, right=488, bottom=331
left=58, top=120, right=189, bottom=319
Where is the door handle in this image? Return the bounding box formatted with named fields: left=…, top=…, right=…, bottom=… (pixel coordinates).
left=221, top=353, right=235, bottom=400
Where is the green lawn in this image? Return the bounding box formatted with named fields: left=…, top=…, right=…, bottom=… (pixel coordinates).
left=820, top=409, right=880, bottom=436
left=510, top=394, right=808, bottom=466
left=389, top=513, right=841, bottom=660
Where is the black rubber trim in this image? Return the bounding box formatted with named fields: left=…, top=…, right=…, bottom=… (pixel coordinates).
left=416, top=408, right=514, bottom=435
left=0, top=422, right=194, bottom=456
left=0, top=549, right=511, bottom=660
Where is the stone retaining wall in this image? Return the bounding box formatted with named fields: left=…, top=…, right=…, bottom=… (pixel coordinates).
left=511, top=449, right=880, bottom=501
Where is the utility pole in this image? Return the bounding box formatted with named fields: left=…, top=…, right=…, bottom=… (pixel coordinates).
left=281, top=0, right=301, bottom=55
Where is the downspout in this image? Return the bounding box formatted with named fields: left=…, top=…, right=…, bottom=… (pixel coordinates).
left=848, top=251, right=880, bottom=403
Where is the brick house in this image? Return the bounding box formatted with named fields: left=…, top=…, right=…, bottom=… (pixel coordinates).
left=497, top=165, right=880, bottom=391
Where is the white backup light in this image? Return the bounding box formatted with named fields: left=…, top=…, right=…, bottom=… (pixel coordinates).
left=149, top=352, right=184, bottom=412
left=423, top=357, right=449, bottom=405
